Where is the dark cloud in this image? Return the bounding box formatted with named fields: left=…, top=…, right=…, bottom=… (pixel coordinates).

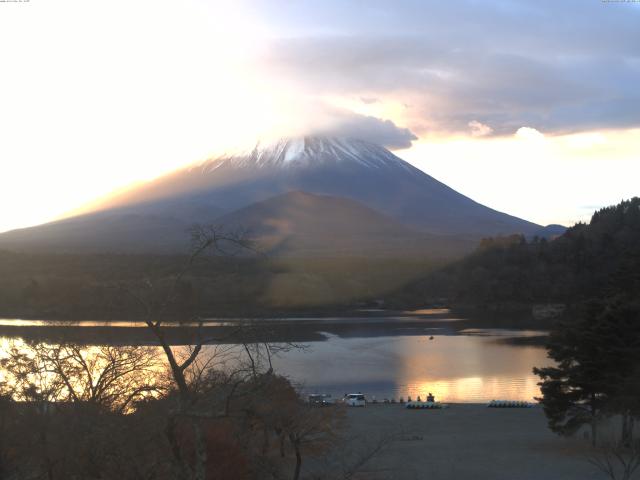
left=258, top=0, right=640, bottom=135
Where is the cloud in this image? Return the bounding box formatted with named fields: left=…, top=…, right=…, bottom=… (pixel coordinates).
left=468, top=121, right=494, bottom=137
left=268, top=97, right=419, bottom=148
left=515, top=127, right=545, bottom=142
left=316, top=111, right=418, bottom=149
left=257, top=0, right=640, bottom=136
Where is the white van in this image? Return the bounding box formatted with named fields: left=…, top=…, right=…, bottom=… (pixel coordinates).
left=343, top=393, right=366, bottom=407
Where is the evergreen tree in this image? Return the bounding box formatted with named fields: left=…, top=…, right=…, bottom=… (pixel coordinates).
left=534, top=300, right=640, bottom=445
left=595, top=300, right=640, bottom=445
left=534, top=304, right=610, bottom=445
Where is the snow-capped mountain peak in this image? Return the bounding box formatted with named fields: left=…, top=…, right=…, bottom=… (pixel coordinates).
left=198, top=136, right=416, bottom=173
left=22, top=134, right=541, bottom=252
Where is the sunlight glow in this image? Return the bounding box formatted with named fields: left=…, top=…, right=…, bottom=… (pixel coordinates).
left=1, top=1, right=638, bottom=233
left=0, top=0, right=287, bottom=232
left=400, top=128, right=640, bottom=227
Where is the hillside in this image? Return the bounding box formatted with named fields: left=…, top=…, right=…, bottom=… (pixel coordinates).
left=217, top=191, right=474, bottom=257
left=394, top=198, right=640, bottom=309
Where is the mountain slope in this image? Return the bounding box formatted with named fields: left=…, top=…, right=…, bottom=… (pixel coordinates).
left=0, top=136, right=544, bottom=254
left=0, top=192, right=475, bottom=257
left=0, top=212, right=195, bottom=254
left=84, top=137, right=542, bottom=236
left=217, top=191, right=474, bottom=257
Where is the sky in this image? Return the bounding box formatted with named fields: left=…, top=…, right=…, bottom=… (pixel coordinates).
left=0, top=0, right=639, bottom=232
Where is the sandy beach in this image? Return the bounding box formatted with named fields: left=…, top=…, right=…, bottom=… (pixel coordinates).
left=340, top=404, right=605, bottom=480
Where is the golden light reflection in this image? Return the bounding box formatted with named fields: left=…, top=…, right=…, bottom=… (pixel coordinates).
left=406, top=375, right=543, bottom=403
left=392, top=334, right=551, bottom=402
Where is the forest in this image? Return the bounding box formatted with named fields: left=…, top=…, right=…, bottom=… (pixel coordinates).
left=396, top=197, right=640, bottom=313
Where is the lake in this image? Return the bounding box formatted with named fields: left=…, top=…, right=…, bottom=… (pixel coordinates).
left=0, top=311, right=552, bottom=403
left=272, top=330, right=550, bottom=403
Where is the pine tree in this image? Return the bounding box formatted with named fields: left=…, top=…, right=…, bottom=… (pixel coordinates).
left=534, top=299, right=640, bottom=445
left=595, top=301, right=640, bottom=446
left=534, top=306, right=608, bottom=445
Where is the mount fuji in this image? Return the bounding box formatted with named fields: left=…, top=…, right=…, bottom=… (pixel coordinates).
left=0, top=136, right=554, bottom=256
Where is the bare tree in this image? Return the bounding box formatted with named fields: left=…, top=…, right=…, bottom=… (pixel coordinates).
left=1, top=341, right=164, bottom=413
left=587, top=439, right=640, bottom=480
left=0, top=340, right=167, bottom=479
left=285, top=403, right=346, bottom=480
left=120, top=224, right=285, bottom=480
left=1, top=341, right=66, bottom=405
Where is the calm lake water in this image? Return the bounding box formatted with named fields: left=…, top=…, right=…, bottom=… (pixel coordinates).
left=0, top=312, right=551, bottom=403
left=272, top=330, right=550, bottom=403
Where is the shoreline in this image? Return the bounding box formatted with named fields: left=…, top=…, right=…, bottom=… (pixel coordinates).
left=0, top=314, right=549, bottom=346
